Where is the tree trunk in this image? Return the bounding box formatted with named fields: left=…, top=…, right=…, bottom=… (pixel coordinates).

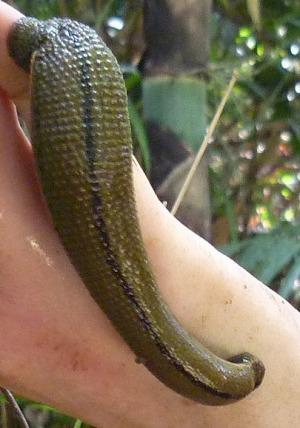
left=141, top=0, right=212, bottom=240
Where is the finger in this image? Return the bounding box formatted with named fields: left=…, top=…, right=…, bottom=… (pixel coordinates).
left=0, top=2, right=30, bottom=121
left=0, top=88, right=39, bottom=204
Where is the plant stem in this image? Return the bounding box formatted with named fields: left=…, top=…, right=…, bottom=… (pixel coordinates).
left=0, top=388, right=30, bottom=428
left=171, top=70, right=238, bottom=215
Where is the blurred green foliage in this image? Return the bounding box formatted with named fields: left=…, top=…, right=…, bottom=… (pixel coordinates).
left=2, top=0, right=300, bottom=425
left=210, top=0, right=300, bottom=237
left=209, top=0, right=300, bottom=304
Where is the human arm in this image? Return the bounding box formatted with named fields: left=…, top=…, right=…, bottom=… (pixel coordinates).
left=0, top=2, right=300, bottom=427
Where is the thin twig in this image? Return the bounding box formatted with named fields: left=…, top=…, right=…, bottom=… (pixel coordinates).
left=1, top=400, right=8, bottom=428
left=0, top=388, right=30, bottom=428
left=171, top=69, right=239, bottom=215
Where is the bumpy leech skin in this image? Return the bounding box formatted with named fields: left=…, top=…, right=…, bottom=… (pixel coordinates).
left=8, top=17, right=265, bottom=404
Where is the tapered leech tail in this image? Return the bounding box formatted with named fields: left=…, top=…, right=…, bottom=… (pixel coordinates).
left=8, top=16, right=265, bottom=404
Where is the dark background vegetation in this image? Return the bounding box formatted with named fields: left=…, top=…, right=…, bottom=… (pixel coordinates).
left=1, top=0, right=300, bottom=426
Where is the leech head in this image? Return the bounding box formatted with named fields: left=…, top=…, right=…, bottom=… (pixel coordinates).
left=8, top=17, right=77, bottom=72
left=8, top=17, right=46, bottom=72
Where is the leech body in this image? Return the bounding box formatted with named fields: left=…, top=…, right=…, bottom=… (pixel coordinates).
left=8, top=17, right=264, bottom=404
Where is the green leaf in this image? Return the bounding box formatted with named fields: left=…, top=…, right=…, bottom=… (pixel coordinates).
left=224, top=196, right=238, bottom=243
left=221, top=224, right=300, bottom=284
left=239, top=27, right=252, bottom=38
left=256, top=43, right=265, bottom=56
left=143, top=77, right=206, bottom=151
left=278, top=254, right=300, bottom=299
left=125, top=72, right=141, bottom=93
left=280, top=171, right=296, bottom=187
left=219, top=240, right=249, bottom=257
left=127, top=99, right=151, bottom=173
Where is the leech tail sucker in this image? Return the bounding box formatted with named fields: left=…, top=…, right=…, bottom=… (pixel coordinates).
left=8, top=16, right=265, bottom=404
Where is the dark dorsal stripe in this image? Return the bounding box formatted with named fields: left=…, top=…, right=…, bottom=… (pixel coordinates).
left=79, top=60, right=232, bottom=400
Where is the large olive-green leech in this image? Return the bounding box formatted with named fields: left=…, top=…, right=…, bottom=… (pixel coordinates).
left=8, top=16, right=265, bottom=405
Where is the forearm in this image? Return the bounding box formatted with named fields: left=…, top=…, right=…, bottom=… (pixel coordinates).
left=136, top=168, right=300, bottom=426
left=1, top=133, right=300, bottom=427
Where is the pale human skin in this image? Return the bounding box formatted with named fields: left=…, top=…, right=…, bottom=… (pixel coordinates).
left=0, top=2, right=300, bottom=427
